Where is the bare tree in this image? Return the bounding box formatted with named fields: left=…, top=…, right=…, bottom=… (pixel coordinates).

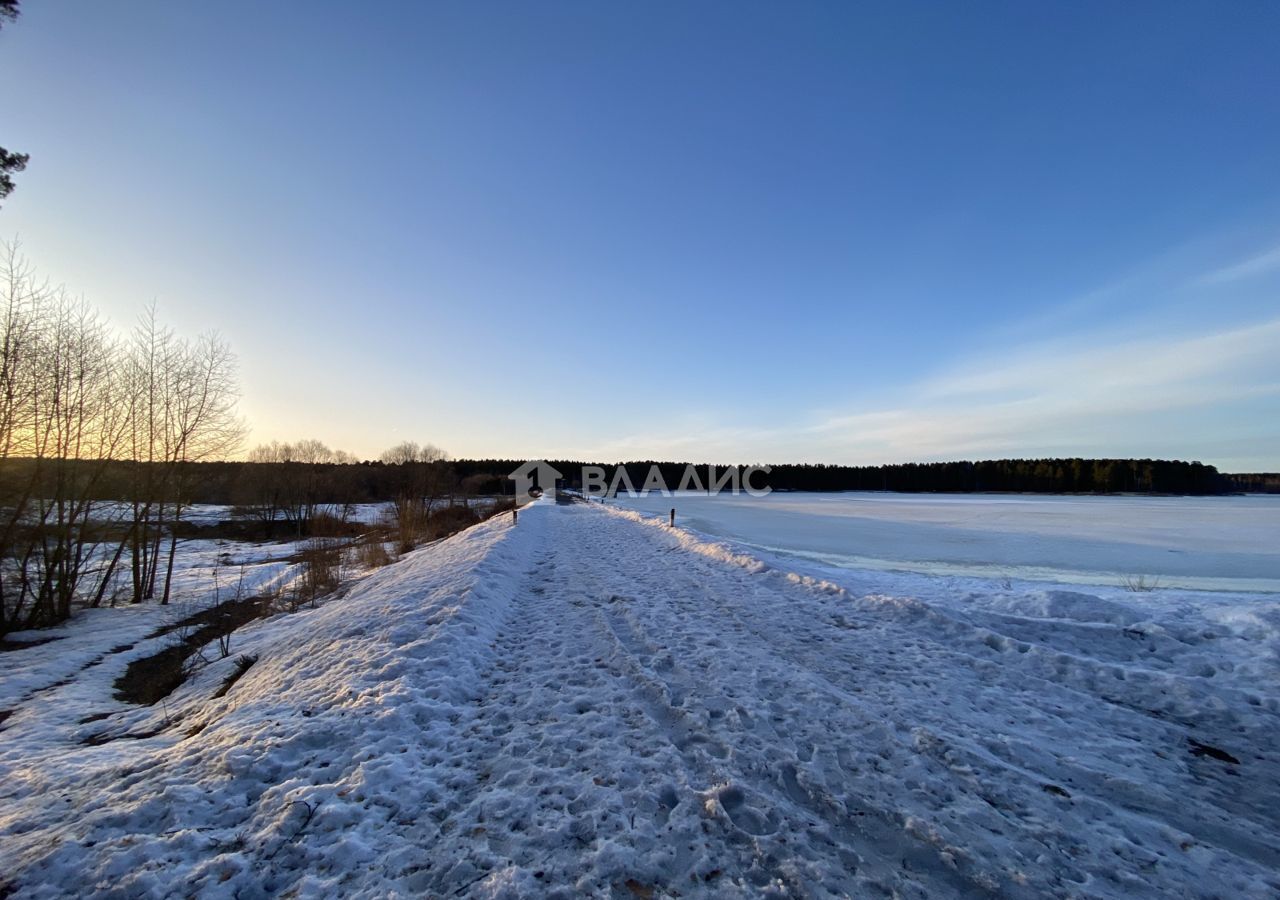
left=237, top=438, right=354, bottom=536
left=27, top=295, right=131, bottom=623
left=0, top=244, right=131, bottom=628
left=116, top=312, right=246, bottom=605
left=0, top=244, right=245, bottom=631
left=379, top=441, right=445, bottom=467
left=123, top=305, right=170, bottom=603
left=379, top=441, right=451, bottom=552
left=0, top=243, right=47, bottom=629
left=154, top=331, right=245, bottom=604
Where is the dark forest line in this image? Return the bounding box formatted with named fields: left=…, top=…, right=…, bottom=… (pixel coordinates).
left=2, top=456, right=1272, bottom=506
left=1225, top=472, right=1280, bottom=494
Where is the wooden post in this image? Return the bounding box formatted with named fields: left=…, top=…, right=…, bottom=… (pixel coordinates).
left=669, top=508, right=675, bottom=527
left=512, top=508, right=518, bottom=524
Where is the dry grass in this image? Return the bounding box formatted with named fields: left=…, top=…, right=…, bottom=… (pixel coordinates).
left=1121, top=573, right=1162, bottom=592
left=294, top=538, right=342, bottom=606
left=354, top=536, right=394, bottom=570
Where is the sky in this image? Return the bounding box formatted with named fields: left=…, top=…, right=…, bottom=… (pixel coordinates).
left=1, top=1, right=1278, bottom=470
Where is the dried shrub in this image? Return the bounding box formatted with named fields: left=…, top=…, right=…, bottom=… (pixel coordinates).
left=309, top=510, right=358, bottom=538
left=355, top=537, right=393, bottom=570
left=1122, top=574, right=1161, bottom=592
left=213, top=654, right=258, bottom=698
left=427, top=505, right=480, bottom=540
left=294, top=537, right=341, bottom=606
left=385, top=499, right=427, bottom=555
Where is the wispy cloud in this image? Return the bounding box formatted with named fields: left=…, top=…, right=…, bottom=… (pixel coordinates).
left=811, top=316, right=1280, bottom=466
left=580, top=317, right=1280, bottom=470
left=1198, top=243, right=1280, bottom=286
left=916, top=318, right=1280, bottom=401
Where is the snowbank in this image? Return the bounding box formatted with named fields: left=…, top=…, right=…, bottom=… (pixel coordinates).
left=0, top=504, right=539, bottom=898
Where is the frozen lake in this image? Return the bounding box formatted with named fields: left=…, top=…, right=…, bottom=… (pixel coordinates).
left=610, top=491, right=1280, bottom=592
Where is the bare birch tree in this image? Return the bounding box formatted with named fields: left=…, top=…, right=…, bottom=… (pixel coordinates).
left=0, top=244, right=132, bottom=627
left=0, top=243, right=245, bottom=631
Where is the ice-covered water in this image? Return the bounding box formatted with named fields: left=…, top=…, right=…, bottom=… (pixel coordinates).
left=610, top=491, right=1280, bottom=592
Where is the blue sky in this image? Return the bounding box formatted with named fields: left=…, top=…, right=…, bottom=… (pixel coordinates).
left=2, top=2, right=1278, bottom=469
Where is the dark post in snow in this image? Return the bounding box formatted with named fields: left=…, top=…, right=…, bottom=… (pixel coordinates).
left=512, top=508, right=518, bottom=524
left=670, top=508, right=675, bottom=527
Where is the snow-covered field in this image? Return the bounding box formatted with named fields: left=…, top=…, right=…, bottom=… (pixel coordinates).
left=1, top=499, right=1277, bottom=897
left=612, top=491, right=1280, bottom=593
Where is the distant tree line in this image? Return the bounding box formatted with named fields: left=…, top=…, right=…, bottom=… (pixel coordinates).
left=4, top=456, right=1241, bottom=520
left=502, top=457, right=1231, bottom=496
left=751, top=458, right=1229, bottom=494
left=1225, top=473, right=1280, bottom=494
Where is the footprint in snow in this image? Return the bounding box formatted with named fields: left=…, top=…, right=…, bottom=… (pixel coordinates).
left=713, top=784, right=779, bottom=836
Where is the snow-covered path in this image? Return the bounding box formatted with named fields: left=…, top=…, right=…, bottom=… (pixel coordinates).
left=2, top=500, right=1277, bottom=897
left=432, top=503, right=1276, bottom=897
left=421, top=505, right=1002, bottom=897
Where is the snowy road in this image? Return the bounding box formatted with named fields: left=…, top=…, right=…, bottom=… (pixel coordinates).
left=2, top=500, right=1278, bottom=897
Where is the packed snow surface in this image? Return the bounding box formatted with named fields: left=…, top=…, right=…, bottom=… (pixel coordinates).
left=1, top=500, right=1278, bottom=897
left=613, top=492, right=1280, bottom=592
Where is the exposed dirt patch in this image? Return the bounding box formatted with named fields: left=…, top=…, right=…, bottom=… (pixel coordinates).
left=144, top=597, right=263, bottom=641
left=212, top=654, right=258, bottom=699
left=0, top=636, right=60, bottom=652
left=115, top=597, right=264, bottom=705
left=113, top=643, right=193, bottom=706
left=81, top=723, right=169, bottom=746
left=1188, top=738, right=1241, bottom=765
